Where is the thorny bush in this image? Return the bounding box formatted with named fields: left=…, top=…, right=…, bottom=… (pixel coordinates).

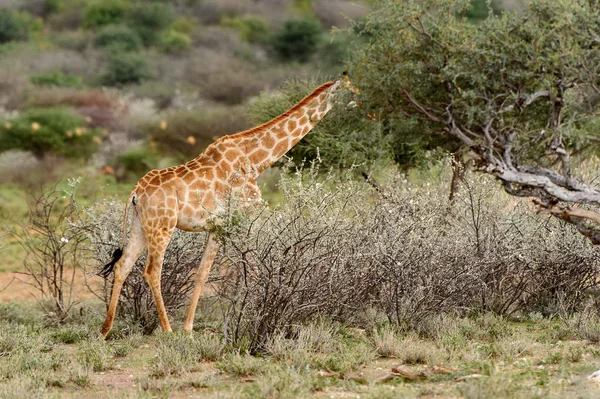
left=215, top=161, right=600, bottom=350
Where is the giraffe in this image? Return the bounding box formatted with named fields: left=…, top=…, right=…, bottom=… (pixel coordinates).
left=99, top=78, right=345, bottom=337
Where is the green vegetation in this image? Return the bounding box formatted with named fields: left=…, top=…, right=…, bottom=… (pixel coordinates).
left=159, top=29, right=192, bottom=54
left=127, top=1, right=175, bottom=46
left=0, top=303, right=598, bottom=397
left=0, top=9, right=39, bottom=44
left=222, top=14, right=271, bottom=44
left=349, top=0, right=600, bottom=240
left=272, top=17, right=323, bottom=62
left=83, top=0, right=129, bottom=29
left=100, top=50, right=152, bottom=86
left=0, top=107, right=100, bottom=159
left=94, top=24, right=143, bottom=51
left=30, top=71, right=83, bottom=88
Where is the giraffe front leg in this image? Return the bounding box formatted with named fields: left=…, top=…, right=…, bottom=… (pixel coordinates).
left=183, top=232, right=219, bottom=333
left=144, top=233, right=174, bottom=333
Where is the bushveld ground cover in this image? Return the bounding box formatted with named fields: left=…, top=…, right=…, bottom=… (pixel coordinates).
left=1, top=302, right=600, bottom=398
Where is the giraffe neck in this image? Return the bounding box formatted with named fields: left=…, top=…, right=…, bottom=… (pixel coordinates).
left=202, top=81, right=338, bottom=176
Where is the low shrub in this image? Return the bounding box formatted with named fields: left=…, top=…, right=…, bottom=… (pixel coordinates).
left=26, top=89, right=117, bottom=109
left=100, top=51, right=152, bottom=86
left=75, top=158, right=600, bottom=347
left=127, top=1, right=174, bottom=46
left=0, top=107, right=101, bottom=159
left=171, top=17, right=195, bottom=35
left=115, top=145, right=159, bottom=179
left=46, top=0, right=87, bottom=30
left=151, top=332, right=226, bottom=377
left=215, top=162, right=600, bottom=351
left=94, top=24, right=143, bottom=51
left=217, top=165, right=375, bottom=351
left=30, top=71, right=83, bottom=88
left=271, top=17, right=323, bottom=62
left=83, top=0, right=128, bottom=29
left=159, top=30, right=192, bottom=54
left=221, top=15, right=271, bottom=44
left=0, top=9, right=40, bottom=44
left=186, top=50, right=266, bottom=105
left=77, top=339, right=112, bottom=372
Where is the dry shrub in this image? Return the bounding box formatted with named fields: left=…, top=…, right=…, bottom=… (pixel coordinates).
left=191, top=27, right=244, bottom=54
left=26, top=88, right=117, bottom=109
left=217, top=164, right=376, bottom=350
left=0, top=71, right=31, bottom=110
left=25, top=88, right=121, bottom=130
left=214, top=161, right=600, bottom=350
left=0, top=150, right=65, bottom=188
left=186, top=49, right=266, bottom=105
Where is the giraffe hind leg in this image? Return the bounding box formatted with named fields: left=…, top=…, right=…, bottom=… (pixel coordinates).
left=101, top=211, right=147, bottom=338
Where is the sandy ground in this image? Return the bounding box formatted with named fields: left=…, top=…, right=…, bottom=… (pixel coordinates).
left=0, top=269, right=103, bottom=302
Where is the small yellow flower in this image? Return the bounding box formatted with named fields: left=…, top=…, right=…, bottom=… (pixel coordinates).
left=3, top=122, right=11, bottom=130
left=31, top=122, right=40, bottom=132
left=75, top=128, right=83, bottom=137
left=186, top=136, right=196, bottom=145
left=85, top=116, right=92, bottom=124
left=92, top=136, right=102, bottom=144
left=66, top=130, right=73, bottom=138
left=160, top=120, right=168, bottom=130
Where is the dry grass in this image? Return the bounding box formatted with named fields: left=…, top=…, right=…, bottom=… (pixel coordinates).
left=0, top=307, right=598, bottom=398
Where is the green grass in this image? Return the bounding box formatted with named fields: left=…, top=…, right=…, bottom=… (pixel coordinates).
left=0, top=305, right=598, bottom=398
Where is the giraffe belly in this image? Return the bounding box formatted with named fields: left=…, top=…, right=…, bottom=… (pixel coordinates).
left=176, top=209, right=213, bottom=232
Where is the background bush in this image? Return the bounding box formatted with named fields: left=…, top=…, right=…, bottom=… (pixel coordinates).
left=271, top=18, right=323, bottom=62
left=159, top=30, right=192, bottom=54
left=30, top=71, right=83, bottom=88
left=116, top=145, right=159, bottom=179
left=222, top=14, right=271, bottom=44
left=127, top=1, right=174, bottom=46
left=0, top=9, right=38, bottom=44
left=100, top=51, right=151, bottom=86
left=0, top=107, right=101, bottom=159
left=83, top=0, right=128, bottom=29
left=94, top=24, right=143, bottom=51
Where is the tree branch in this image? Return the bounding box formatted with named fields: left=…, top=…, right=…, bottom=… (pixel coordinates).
left=498, top=90, right=552, bottom=114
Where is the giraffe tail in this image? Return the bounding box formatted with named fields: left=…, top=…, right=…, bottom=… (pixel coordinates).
left=98, top=190, right=136, bottom=278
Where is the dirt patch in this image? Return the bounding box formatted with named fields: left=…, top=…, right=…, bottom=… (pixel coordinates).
left=0, top=269, right=104, bottom=302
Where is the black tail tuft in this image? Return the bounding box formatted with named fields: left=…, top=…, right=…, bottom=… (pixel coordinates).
left=98, top=248, right=123, bottom=278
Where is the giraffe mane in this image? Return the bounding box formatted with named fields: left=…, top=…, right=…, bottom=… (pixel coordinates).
left=208, top=80, right=336, bottom=146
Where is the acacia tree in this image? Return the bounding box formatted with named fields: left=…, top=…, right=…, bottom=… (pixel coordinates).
left=352, top=0, right=600, bottom=242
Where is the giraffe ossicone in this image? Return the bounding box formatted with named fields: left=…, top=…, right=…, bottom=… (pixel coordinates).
left=100, top=79, right=345, bottom=337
